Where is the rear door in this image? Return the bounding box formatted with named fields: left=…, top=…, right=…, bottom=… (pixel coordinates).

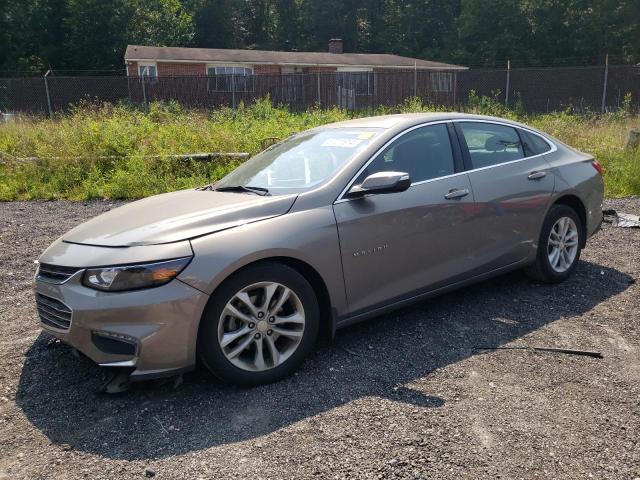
left=455, top=121, right=555, bottom=270
left=333, top=123, right=480, bottom=315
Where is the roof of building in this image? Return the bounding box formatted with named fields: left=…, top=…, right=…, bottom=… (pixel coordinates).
left=124, top=45, right=467, bottom=70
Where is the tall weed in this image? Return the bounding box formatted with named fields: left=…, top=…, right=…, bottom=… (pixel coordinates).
left=1, top=98, right=638, bottom=199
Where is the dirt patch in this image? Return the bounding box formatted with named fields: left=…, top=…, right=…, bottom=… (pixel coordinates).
left=0, top=198, right=638, bottom=479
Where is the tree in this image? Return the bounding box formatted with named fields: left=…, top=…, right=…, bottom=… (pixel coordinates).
left=273, top=0, right=300, bottom=50
left=1, top=0, right=69, bottom=72
left=359, top=0, right=403, bottom=54
left=239, top=0, right=277, bottom=48
left=128, top=0, right=194, bottom=47
left=297, top=0, right=364, bottom=52
left=396, top=0, right=460, bottom=60
left=64, top=0, right=193, bottom=70
left=192, top=0, right=242, bottom=48
left=455, top=0, right=534, bottom=66
left=63, top=0, right=133, bottom=70
left=2, top=0, right=640, bottom=72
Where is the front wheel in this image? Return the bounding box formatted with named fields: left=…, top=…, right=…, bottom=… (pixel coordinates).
left=525, top=204, right=583, bottom=283
left=197, top=262, right=320, bottom=386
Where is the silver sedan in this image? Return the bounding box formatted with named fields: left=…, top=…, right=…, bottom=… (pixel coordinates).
left=34, top=113, right=604, bottom=385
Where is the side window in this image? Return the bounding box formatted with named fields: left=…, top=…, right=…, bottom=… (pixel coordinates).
left=459, top=122, right=525, bottom=169
left=355, top=124, right=455, bottom=184
left=520, top=129, right=552, bottom=156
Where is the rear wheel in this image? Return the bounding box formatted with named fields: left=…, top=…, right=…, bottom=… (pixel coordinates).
left=197, top=262, right=319, bottom=386
left=525, top=204, right=583, bottom=283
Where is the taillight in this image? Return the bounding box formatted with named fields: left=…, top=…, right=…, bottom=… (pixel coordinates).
left=591, top=160, right=603, bottom=175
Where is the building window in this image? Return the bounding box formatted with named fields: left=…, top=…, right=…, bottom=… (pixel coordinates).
left=281, top=66, right=303, bottom=74
left=138, top=63, right=157, bottom=82
left=430, top=72, right=453, bottom=92
left=207, top=65, right=253, bottom=92
left=337, top=70, right=374, bottom=96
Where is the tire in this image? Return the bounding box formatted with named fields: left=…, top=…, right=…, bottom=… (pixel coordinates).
left=525, top=204, right=583, bottom=283
left=197, top=262, right=320, bottom=386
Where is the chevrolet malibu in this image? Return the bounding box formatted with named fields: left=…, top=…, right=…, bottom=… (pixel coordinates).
left=34, top=113, right=604, bottom=386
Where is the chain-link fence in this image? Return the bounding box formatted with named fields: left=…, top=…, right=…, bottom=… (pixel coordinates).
left=1, top=64, right=639, bottom=116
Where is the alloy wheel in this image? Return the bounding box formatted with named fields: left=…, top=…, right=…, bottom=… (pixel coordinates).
left=217, top=282, right=305, bottom=372
left=547, top=216, right=579, bottom=273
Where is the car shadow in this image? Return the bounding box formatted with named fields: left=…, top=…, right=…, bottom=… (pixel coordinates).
left=15, top=260, right=633, bottom=460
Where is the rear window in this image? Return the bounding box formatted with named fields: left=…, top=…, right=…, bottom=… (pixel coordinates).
left=520, top=130, right=552, bottom=156
left=459, top=122, right=525, bottom=169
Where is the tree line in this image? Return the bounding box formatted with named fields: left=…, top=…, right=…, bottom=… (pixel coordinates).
left=2, top=0, right=639, bottom=73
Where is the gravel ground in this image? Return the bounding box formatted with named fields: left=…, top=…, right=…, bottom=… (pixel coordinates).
left=0, top=199, right=638, bottom=480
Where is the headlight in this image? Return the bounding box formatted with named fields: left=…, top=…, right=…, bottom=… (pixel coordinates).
left=82, top=257, right=192, bottom=292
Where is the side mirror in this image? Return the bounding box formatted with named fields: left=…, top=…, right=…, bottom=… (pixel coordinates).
left=347, top=171, right=411, bottom=198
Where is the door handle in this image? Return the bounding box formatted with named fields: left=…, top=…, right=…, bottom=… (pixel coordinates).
left=528, top=171, right=547, bottom=180
left=444, top=188, right=470, bottom=200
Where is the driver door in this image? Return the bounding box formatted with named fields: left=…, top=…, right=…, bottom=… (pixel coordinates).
left=333, top=123, right=479, bottom=315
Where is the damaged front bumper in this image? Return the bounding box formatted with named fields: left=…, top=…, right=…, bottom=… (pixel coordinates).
left=33, top=240, right=209, bottom=380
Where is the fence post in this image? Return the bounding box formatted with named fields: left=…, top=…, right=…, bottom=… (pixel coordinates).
left=601, top=53, right=609, bottom=114
left=141, top=67, right=148, bottom=112
left=453, top=71, right=458, bottom=108
left=43, top=70, right=53, bottom=117
left=232, top=72, right=236, bottom=109
left=504, top=60, right=511, bottom=108
left=413, top=61, right=417, bottom=97
left=316, top=70, right=321, bottom=106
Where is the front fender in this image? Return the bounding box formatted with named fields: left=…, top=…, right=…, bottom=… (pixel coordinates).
left=178, top=206, right=348, bottom=316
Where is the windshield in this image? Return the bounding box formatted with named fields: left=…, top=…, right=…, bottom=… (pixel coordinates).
left=214, top=128, right=382, bottom=195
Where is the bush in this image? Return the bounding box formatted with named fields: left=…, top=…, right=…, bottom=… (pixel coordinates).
left=0, top=98, right=638, bottom=199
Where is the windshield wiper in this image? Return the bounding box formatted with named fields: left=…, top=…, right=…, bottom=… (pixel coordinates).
left=214, top=185, right=271, bottom=196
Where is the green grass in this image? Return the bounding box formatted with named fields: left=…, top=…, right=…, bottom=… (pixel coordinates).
left=0, top=97, right=638, bottom=200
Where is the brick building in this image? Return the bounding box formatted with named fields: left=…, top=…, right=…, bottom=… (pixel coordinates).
left=123, top=40, right=466, bottom=109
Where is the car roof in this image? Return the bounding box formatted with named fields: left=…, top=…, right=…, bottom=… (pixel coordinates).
left=321, top=112, right=530, bottom=131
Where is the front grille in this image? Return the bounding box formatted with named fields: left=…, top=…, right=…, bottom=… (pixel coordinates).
left=37, top=263, right=81, bottom=283
left=36, top=293, right=72, bottom=331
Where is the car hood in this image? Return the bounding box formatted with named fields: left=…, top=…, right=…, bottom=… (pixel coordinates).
left=63, top=189, right=298, bottom=247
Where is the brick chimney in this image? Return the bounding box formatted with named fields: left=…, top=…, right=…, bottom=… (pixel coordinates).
left=328, top=38, right=343, bottom=54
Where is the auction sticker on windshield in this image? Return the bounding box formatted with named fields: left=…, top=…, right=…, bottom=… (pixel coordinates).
left=321, top=138, right=363, bottom=148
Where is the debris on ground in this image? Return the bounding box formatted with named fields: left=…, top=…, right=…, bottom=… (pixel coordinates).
left=98, top=371, right=131, bottom=394
left=474, top=345, right=603, bottom=358
left=341, top=346, right=361, bottom=356
left=153, top=416, right=170, bottom=435
left=603, top=209, right=640, bottom=228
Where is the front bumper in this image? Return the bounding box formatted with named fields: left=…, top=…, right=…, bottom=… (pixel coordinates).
left=34, top=270, right=209, bottom=380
